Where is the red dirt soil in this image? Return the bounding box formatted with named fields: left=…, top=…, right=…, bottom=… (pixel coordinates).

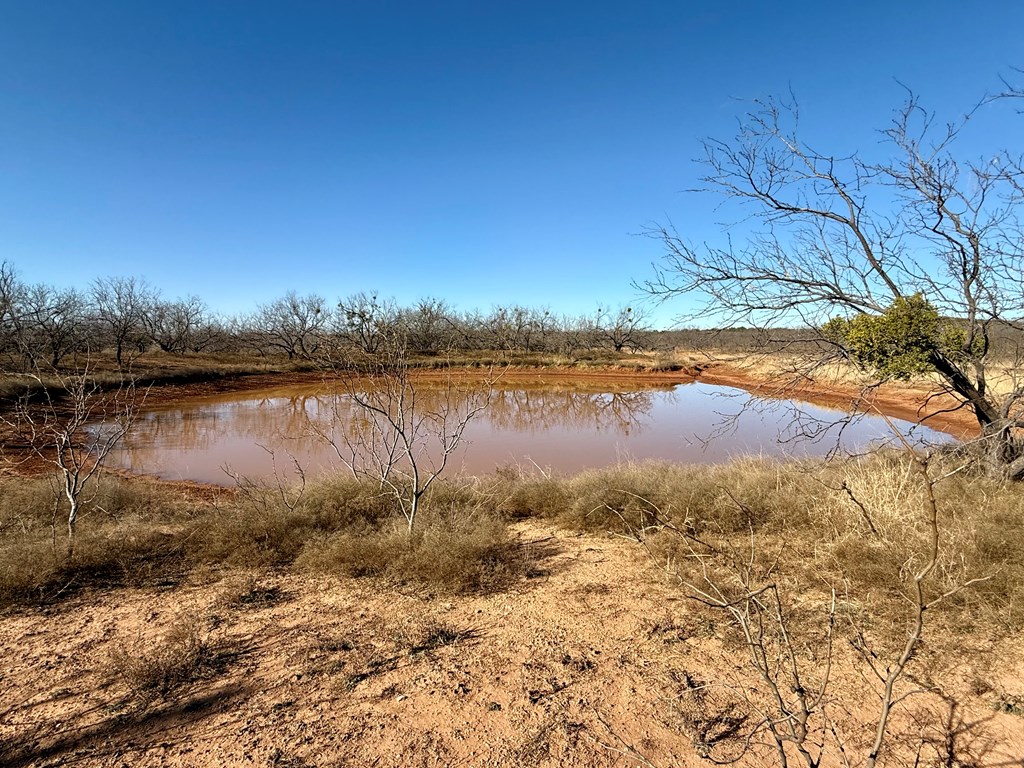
left=2, top=521, right=1021, bottom=767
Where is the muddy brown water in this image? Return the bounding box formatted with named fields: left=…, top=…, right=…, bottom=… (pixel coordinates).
left=99, top=377, right=953, bottom=485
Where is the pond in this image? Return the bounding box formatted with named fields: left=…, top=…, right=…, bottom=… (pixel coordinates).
left=104, top=376, right=952, bottom=485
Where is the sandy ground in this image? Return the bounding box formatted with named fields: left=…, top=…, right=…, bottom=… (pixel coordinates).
left=2, top=521, right=1022, bottom=768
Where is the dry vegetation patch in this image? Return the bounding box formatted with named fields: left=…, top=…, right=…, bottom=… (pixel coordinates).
left=107, top=614, right=232, bottom=703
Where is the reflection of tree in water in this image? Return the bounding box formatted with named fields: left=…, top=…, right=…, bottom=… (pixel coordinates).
left=301, top=384, right=666, bottom=470
left=120, top=408, right=219, bottom=462
left=306, top=383, right=667, bottom=440
left=484, top=386, right=662, bottom=436
left=113, top=382, right=675, bottom=475
left=118, top=392, right=323, bottom=463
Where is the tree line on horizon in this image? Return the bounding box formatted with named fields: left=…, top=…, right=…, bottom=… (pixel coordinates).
left=0, top=260, right=665, bottom=371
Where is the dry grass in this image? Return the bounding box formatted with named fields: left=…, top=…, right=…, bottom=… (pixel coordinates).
left=481, top=453, right=1024, bottom=646
left=488, top=466, right=572, bottom=520
left=107, top=614, right=228, bottom=702
left=185, top=477, right=394, bottom=567
left=3, top=452, right=1022, bottom=634
left=187, top=475, right=532, bottom=594
left=0, top=474, right=201, bottom=606
left=488, top=459, right=814, bottom=535
left=296, top=505, right=531, bottom=594
left=0, top=471, right=532, bottom=605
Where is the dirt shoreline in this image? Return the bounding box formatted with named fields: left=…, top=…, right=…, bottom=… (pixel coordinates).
left=694, top=366, right=979, bottom=440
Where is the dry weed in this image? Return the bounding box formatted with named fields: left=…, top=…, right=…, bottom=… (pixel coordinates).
left=296, top=504, right=530, bottom=594
left=107, top=615, right=227, bottom=702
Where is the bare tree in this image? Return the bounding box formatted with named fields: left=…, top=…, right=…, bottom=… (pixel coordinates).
left=250, top=291, right=330, bottom=359
left=1, top=364, right=142, bottom=550
left=91, top=276, right=158, bottom=368
left=593, top=304, right=651, bottom=353
left=0, top=261, right=25, bottom=361
left=556, top=312, right=596, bottom=357
left=311, top=331, right=493, bottom=534
left=643, top=84, right=1024, bottom=477
left=186, top=314, right=230, bottom=354
left=401, top=297, right=458, bottom=356
left=334, top=292, right=398, bottom=356
left=481, top=305, right=556, bottom=354
left=17, top=283, right=88, bottom=369
left=143, top=295, right=210, bottom=354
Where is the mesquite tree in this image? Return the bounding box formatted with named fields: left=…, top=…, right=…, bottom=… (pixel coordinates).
left=645, top=83, right=1024, bottom=478
left=312, top=329, right=492, bottom=534
left=91, top=276, right=157, bottom=368
left=2, top=366, right=141, bottom=550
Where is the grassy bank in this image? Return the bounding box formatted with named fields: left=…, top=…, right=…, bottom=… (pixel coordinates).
left=3, top=454, right=1021, bottom=632
left=0, top=352, right=316, bottom=403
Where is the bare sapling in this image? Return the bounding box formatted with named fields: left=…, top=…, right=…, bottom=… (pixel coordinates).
left=659, top=516, right=837, bottom=767
left=222, top=443, right=307, bottom=515
left=1, top=363, right=143, bottom=552
left=311, top=329, right=496, bottom=534
left=852, top=418, right=990, bottom=767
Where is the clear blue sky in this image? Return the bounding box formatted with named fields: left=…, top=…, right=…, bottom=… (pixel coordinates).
left=1, top=1, right=1021, bottom=325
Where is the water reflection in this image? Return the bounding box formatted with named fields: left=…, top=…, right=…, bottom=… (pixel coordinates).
left=108, top=379, right=950, bottom=484
left=482, top=385, right=661, bottom=435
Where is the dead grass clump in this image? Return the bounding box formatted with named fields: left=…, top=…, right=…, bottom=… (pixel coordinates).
left=0, top=473, right=202, bottom=535
left=939, top=480, right=1024, bottom=627
left=0, top=475, right=59, bottom=530
left=0, top=522, right=187, bottom=607
left=297, top=506, right=527, bottom=594
left=558, top=460, right=808, bottom=535
left=0, top=474, right=193, bottom=606
left=488, top=466, right=572, bottom=520
left=69, top=525, right=185, bottom=584
left=0, top=538, right=63, bottom=603
left=86, top=475, right=203, bottom=521
left=108, top=616, right=227, bottom=702
left=559, top=463, right=697, bottom=534
left=188, top=477, right=395, bottom=568
left=216, top=573, right=285, bottom=610
left=296, top=475, right=395, bottom=529
left=187, top=506, right=317, bottom=567
left=390, top=617, right=477, bottom=654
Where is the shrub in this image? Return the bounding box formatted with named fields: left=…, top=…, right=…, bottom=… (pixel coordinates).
left=186, top=476, right=394, bottom=567
left=297, top=505, right=528, bottom=594
left=488, top=466, right=572, bottom=520
left=108, top=616, right=226, bottom=702
left=555, top=460, right=810, bottom=535
left=0, top=523, right=187, bottom=606
left=0, top=475, right=198, bottom=607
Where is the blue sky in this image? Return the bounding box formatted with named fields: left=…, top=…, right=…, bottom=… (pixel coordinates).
left=1, top=1, right=1021, bottom=325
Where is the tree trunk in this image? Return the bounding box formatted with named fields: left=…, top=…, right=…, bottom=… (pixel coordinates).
left=407, top=492, right=419, bottom=534
left=67, top=498, right=78, bottom=556
left=981, top=421, right=1024, bottom=481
